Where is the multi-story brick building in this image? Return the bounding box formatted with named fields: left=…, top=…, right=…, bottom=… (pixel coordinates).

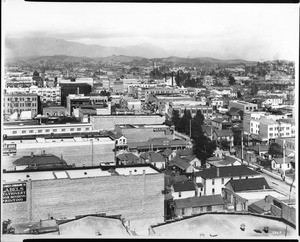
left=2, top=164, right=165, bottom=231
left=3, top=93, right=39, bottom=120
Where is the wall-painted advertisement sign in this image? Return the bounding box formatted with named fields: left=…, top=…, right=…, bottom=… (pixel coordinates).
left=3, top=183, right=26, bottom=203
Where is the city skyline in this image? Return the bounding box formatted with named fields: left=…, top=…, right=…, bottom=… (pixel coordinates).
left=3, top=1, right=299, bottom=61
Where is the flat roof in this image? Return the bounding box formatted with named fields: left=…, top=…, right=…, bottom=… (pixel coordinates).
left=151, top=213, right=296, bottom=238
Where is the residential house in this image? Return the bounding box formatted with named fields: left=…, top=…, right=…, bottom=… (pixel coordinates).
left=116, top=152, right=141, bottom=166
left=226, top=107, right=243, bottom=122
left=222, top=177, right=287, bottom=212
left=168, top=156, right=195, bottom=174
left=171, top=180, right=196, bottom=200
left=195, top=165, right=261, bottom=196
left=212, top=129, right=234, bottom=148
left=173, top=195, right=225, bottom=217
left=108, top=131, right=128, bottom=150
left=206, top=156, right=241, bottom=168
left=271, top=157, right=292, bottom=172
left=161, top=148, right=175, bottom=162
left=202, top=125, right=216, bottom=140
left=12, top=152, right=69, bottom=171
left=211, top=117, right=232, bottom=130
left=176, top=148, right=201, bottom=168
left=140, top=151, right=166, bottom=170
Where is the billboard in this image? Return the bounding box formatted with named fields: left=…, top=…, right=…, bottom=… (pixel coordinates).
left=3, top=183, right=27, bottom=203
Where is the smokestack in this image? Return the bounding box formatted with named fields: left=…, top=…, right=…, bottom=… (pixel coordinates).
left=217, top=167, right=220, bottom=177
left=171, top=72, right=174, bottom=86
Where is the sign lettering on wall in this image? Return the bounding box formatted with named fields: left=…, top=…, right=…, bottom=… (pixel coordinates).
left=3, top=183, right=26, bottom=203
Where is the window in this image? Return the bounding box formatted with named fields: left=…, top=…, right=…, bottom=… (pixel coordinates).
left=22, top=130, right=26, bottom=134
left=77, top=128, right=81, bottom=131
left=212, top=179, right=215, bottom=185
left=181, top=208, right=185, bottom=215
left=212, top=188, right=215, bottom=195
left=45, top=129, right=50, bottom=132
left=12, top=131, right=17, bottom=134
left=269, top=127, right=273, bottom=131
left=53, top=129, right=57, bottom=132
left=85, top=128, right=90, bottom=131
left=29, top=130, right=34, bottom=133
left=207, top=206, right=212, bottom=212
left=61, top=129, right=66, bottom=132
left=70, top=128, right=74, bottom=131
left=221, top=178, right=224, bottom=184
left=38, top=130, right=42, bottom=133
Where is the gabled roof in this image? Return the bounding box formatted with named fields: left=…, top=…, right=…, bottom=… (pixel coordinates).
left=195, top=165, right=260, bottom=179
left=272, top=157, right=291, bottom=164
left=213, top=129, right=234, bottom=137
left=13, top=154, right=67, bottom=166
left=174, top=195, right=224, bottom=209
left=227, top=107, right=243, bottom=115
left=140, top=151, right=165, bottom=163
left=202, top=126, right=216, bottom=136
left=208, top=156, right=241, bottom=167
left=226, top=177, right=271, bottom=192
left=177, top=148, right=193, bottom=157
left=169, top=156, right=191, bottom=170
left=161, top=148, right=173, bottom=157
left=212, top=117, right=228, bottom=123
left=248, top=199, right=272, bottom=214
left=117, top=153, right=140, bottom=164
left=172, top=180, right=195, bottom=192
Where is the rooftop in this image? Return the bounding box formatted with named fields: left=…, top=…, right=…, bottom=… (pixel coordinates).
left=172, top=180, right=195, bottom=192
left=195, top=165, right=260, bottom=179
left=174, top=195, right=224, bottom=209
left=151, top=213, right=296, bottom=238
left=226, top=177, right=271, bottom=192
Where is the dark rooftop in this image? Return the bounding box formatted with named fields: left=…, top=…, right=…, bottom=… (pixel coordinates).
left=226, top=177, right=271, bottom=192
left=174, top=195, right=224, bottom=209
left=195, top=165, right=260, bottom=179
left=173, top=180, right=195, bottom=192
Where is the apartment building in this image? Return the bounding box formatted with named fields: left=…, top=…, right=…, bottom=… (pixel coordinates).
left=5, top=86, right=61, bottom=105
left=167, top=101, right=213, bottom=119
left=229, top=100, right=258, bottom=112
left=3, top=93, right=39, bottom=120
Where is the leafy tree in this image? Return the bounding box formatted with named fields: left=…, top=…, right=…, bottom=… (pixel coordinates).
left=220, top=139, right=231, bottom=150
left=228, top=75, right=236, bottom=85
left=250, top=83, right=259, bottom=96
left=2, top=219, right=14, bottom=234
left=182, top=109, right=192, bottom=136
left=232, top=127, right=242, bottom=146
left=268, top=142, right=283, bottom=158
left=193, top=136, right=216, bottom=166
left=171, top=109, right=181, bottom=130
left=191, top=110, right=204, bottom=139
left=237, top=91, right=242, bottom=99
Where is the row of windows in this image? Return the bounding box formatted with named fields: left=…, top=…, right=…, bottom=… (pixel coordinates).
left=10, top=127, right=91, bottom=135
left=6, top=97, right=37, bottom=102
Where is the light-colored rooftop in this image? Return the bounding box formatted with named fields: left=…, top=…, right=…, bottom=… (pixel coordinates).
left=151, top=213, right=296, bottom=238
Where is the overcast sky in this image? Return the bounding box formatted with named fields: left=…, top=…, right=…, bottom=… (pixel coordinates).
left=3, top=1, right=299, bottom=61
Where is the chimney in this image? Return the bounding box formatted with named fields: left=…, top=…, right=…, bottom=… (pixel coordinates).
left=31, top=152, right=34, bottom=157
left=216, top=167, right=220, bottom=177
left=263, top=185, right=265, bottom=190
left=42, top=150, right=45, bottom=155
left=77, top=87, right=80, bottom=95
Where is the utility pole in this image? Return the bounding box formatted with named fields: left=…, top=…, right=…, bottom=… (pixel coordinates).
left=241, top=130, right=244, bottom=165
left=282, top=140, right=286, bottom=180
left=190, top=119, right=192, bottom=138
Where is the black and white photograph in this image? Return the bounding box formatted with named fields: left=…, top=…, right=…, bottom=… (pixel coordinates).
left=1, top=0, right=299, bottom=240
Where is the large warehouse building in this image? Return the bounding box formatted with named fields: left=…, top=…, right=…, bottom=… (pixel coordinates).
left=2, top=164, right=165, bottom=234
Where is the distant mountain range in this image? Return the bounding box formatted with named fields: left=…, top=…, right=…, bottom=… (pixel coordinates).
left=4, top=37, right=262, bottom=66
left=5, top=37, right=171, bottom=59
